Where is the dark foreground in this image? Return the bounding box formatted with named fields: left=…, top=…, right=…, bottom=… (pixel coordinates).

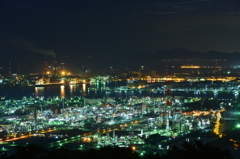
left=0, top=140, right=232, bottom=159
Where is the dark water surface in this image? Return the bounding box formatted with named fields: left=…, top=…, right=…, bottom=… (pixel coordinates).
left=0, top=81, right=238, bottom=100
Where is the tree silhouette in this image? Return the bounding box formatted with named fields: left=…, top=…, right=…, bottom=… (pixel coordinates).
left=80, top=146, right=140, bottom=159
left=145, top=133, right=167, bottom=146
left=8, top=144, right=47, bottom=159
left=45, top=147, right=74, bottom=159
left=163, top=139, right=232, bottom=159
left=2, top=141, right=233, bottom=159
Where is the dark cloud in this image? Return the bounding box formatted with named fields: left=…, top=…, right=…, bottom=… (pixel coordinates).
left=1, top=0, right=240, bottom=57
left=150, top=15, right=240, bottom=52
left=1, top=35, right=56, bottom=56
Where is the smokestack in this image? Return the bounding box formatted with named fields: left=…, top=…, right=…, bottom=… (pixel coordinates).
left=44, top=62, right=48, bottom=75
left=53, top=56, right=58, bottom=75
left=165, top=78, right=172, bottom=131
left=34, top=107, right=37, bottom=130
left=107, top=127, right=109, bottom=137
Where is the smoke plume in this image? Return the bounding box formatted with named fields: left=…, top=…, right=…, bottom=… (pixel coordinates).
left=9, top=37, right=56, bottom=56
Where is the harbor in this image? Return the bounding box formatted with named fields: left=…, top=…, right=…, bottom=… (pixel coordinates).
left=0, top=79, right=238, bottom=155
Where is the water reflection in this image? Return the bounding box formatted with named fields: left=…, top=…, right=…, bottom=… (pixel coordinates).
left=51, top=84, right=240, bottom=100
left=60, top=85, right=65, bottom=98
left=69, top=85, right=73, bottom=92
left=69, top=84, right=78, bottom=93
left=213, top=93, right=218, bottom=100
left=234, top=93, right=239, bottom=99
left=82, top=84, right=87, bottom=96
left=35, top=87, right=44, bottom=97
left=2, top=81, right=240, bottom=100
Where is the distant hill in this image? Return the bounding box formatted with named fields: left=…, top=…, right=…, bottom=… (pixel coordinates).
left=131, top=48, right=240, bottom=61
left=1, top=48, right=240, bottom=73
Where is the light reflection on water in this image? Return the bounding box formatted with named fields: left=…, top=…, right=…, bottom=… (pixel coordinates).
left=82, top=84, right=86, bottom=93
left=60, top=85, right=65, bottom=98
left=34, top=87, right=44, bottom=97
left=0, top=82, right=238, bottom=99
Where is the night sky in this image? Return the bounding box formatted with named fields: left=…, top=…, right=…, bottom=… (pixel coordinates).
left=1, top=0, right=240, bottom=59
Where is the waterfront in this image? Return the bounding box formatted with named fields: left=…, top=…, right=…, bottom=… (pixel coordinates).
left=0, top=81, right=239, bottom=100
left=0, top=81, right=239, bottom=157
